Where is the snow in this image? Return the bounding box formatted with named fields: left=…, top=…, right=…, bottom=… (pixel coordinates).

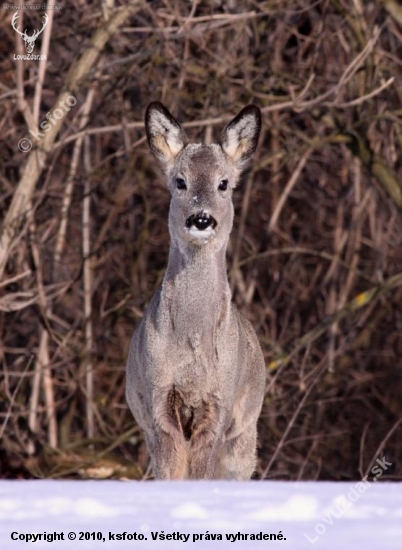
left=0, top=481, right=401, bottom=549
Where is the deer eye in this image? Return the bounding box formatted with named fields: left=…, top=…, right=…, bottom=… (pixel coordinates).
left=176, top=178, right=187, bottom=190
left=218, top=179, right=228, bottom=191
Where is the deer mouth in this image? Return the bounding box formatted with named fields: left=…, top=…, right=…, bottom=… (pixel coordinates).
left=185, top=212, right=217, bottom=240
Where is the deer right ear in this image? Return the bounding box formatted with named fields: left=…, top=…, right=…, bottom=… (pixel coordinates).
left=220, top=105, right=261, bottom=167
left=145, top=102, right=187, bottom=167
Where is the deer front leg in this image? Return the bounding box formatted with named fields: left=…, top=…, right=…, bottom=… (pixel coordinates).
left=188, top=398, right=222, bottom=479
left=152, top=430, right=187, bottom=479
left=151, top=387, right=188, bottom=479
left=215, top=424, right=258, bottom=480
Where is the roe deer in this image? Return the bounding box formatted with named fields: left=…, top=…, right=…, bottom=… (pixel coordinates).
left=126, top=102, right=266, bottom=479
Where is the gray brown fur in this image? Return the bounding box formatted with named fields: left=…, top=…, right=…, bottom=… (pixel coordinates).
left=126, top=102, right=266, bottom=479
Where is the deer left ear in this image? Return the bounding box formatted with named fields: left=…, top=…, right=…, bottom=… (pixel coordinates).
left=220, top=105, right=261, bottom=166
left=145, top=102, right=187, bottom=168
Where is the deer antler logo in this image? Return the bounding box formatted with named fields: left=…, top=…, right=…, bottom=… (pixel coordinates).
left=11, top=12, right=48, bottom=54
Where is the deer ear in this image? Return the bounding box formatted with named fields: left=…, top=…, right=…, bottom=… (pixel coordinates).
left=145, top=102, right=187, bottom=167
left=220, top=105, right=261, bottom=166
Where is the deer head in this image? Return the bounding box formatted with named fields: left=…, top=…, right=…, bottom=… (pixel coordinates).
left=11, top=12, right=48, bottom=54
left=145, top=102, right=261, bottom=253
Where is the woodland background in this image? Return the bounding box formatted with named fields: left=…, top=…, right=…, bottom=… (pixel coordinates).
left=0, top=0, right=401, bottom=481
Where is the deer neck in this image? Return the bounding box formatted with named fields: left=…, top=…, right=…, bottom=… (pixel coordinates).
left=161, top=241, right=231, bottom=334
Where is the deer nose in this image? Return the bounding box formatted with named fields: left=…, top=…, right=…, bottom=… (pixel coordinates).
left=186, top=212, right=217, bottom=231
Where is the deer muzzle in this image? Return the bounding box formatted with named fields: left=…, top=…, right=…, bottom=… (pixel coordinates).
left=185, top=211, right=217, bottom=240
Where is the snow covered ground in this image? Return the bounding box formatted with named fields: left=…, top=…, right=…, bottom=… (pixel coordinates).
left=0, top=480, right=401, bottom=549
